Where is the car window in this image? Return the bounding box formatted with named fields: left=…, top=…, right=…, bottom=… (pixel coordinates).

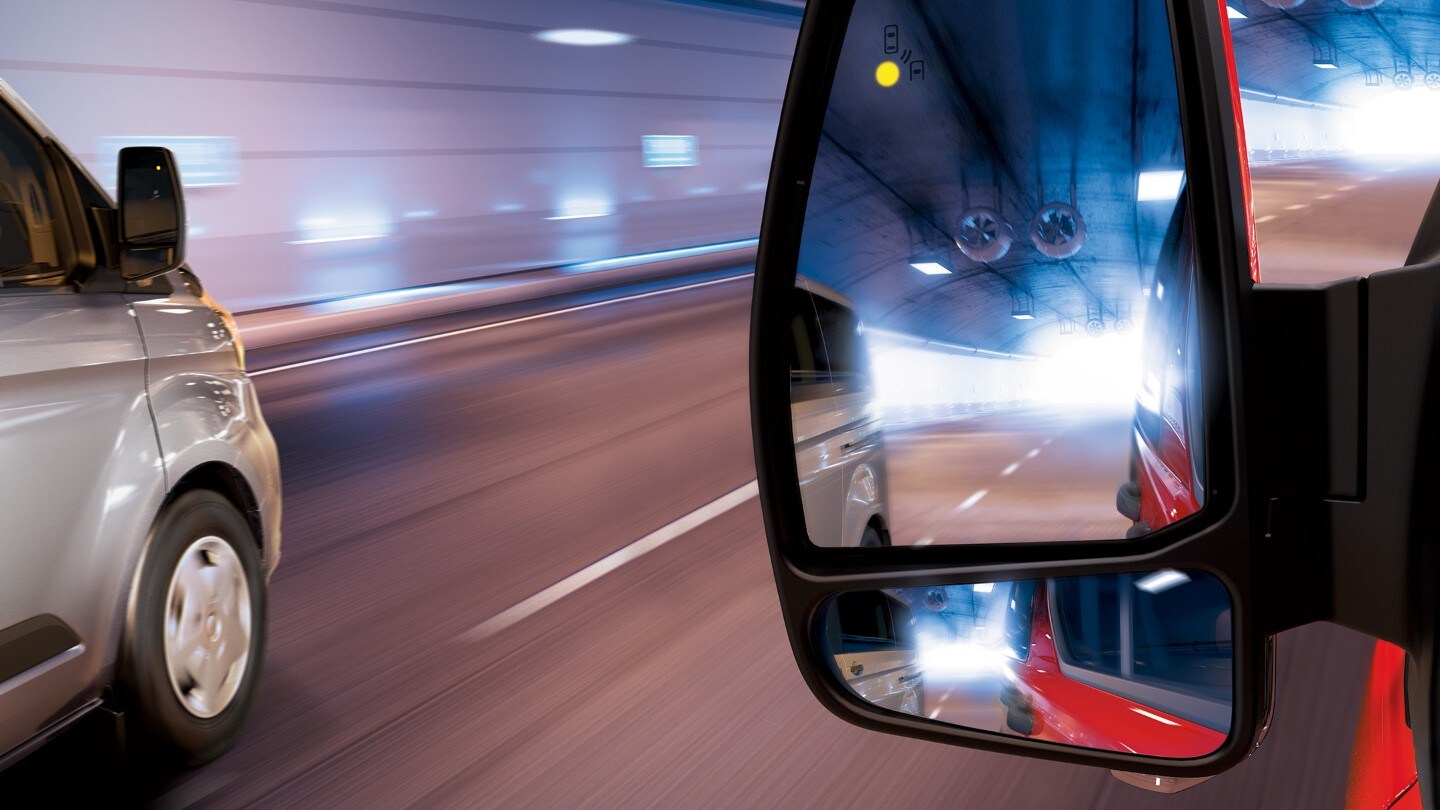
left=836, top=591, right=912, bottom=652
left=1052, top=576, right=1124, bottom=677
left=1003, top=580, right=1037, bottom=662
left=789, top=288, right=835, bottom=397
left=1052, top=573, right=1233, bottom=727
left=812, top=294, right=872, bottom=392
left=0, top=103, right=66, bottom=289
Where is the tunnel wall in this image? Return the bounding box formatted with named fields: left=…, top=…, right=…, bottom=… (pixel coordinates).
left=0, top=0, right=795, bottom=310
left=1241, top=97, right=1351, bottom=161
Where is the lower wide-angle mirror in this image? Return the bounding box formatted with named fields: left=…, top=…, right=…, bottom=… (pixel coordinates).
left=821, top=569, right=1233, bottom=759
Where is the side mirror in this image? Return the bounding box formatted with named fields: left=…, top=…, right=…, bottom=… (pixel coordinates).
left=116, top=146, right=186, bottom=280
left=752, top=0, right=1271, bottom=783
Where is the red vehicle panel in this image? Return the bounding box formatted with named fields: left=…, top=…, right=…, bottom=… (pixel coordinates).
left=1347, top=641, right=1419, bottom=810
left=1005, top=583, right=1226, bottom=758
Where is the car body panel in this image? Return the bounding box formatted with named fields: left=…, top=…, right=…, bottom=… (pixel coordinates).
left=0, top=292, right=168, bottom=755
left=127, top=281, right=281, bottom=574
left=1347, top=641, right=1419, bottom=810
left=791, top=276, right=887, bottom=547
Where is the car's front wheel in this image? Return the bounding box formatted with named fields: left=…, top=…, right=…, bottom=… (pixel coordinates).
left=118, top=490, right=267, bottom=766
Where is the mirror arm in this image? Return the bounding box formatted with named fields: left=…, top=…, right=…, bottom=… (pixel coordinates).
left=1249, top=281, right=1363, bottom=638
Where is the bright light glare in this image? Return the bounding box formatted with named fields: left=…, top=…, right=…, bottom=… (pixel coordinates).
left=1131, top=707, right=1181, bottom=727
left=1137, top=170, right=1185, bottom=201
left=1030, top=331, right=1144, bottom=406
left=1226, top=6, right=1246, bottom=18
left=871, top=345, right=1037, bottom=412
left=910, top=261, right=952, bottom=275
left=919, top=641, right=1005, bottom=678
left=534, top=29, right=633, bottom=46
left=287, top=234, right=387, bottom=245
left=1136, top=569, right=1192, bottom=594
left=1347, top=91, right=1440, bottom=155
left=547, top=195, right=617, bottom=220
left=290, top=211, right=394, bottom=245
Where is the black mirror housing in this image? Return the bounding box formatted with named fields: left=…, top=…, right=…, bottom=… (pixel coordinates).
left=116, top=145, right=185, bottom=280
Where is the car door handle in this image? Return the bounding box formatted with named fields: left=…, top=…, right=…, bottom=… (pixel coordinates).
left=850, top=662, right=863, bottom=676
left=842, top=433, right=879, bottom=454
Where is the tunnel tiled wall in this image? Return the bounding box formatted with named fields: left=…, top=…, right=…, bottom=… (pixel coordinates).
left=0, top=0, right=797, bottom=309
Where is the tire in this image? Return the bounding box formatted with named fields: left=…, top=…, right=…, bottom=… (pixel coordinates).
left=118, top=490, right=267, bottom=766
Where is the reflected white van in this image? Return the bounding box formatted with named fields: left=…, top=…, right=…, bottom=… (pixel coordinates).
left=790, top=276, right=889, bottom=547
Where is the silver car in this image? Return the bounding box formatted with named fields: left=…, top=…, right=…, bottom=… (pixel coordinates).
left=790, top=276, right=889, bottom=547
left=0, top=83, right=280, bottom=768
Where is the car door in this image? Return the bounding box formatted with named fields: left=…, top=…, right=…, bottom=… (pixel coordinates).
left=790, top=286, right=846, bottom=547
left=810, top=294, right=887, bottom=547
left=0, top=99, right=161, bottom=755
left=829, top=591, right=923, bottom=715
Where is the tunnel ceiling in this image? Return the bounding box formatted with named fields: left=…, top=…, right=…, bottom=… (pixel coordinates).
left=796, top=0, right=1182, bottom=355
left=1230, top=0, right=1440, bottom=104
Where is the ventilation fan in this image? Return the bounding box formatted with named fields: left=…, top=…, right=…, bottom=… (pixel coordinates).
left=955, top=207, right=1013, bottom=263
left=1030, top=202, right=1087, bottom=259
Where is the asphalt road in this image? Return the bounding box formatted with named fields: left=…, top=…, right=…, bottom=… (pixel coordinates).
left=1, top=158, right=1411, bottom=807
left=886, top=406, right=1134, bottom=546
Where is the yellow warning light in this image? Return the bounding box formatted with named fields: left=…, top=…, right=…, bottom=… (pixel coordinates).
left=875, top=61, right=900, bottom=87
left=155, top=165, right=162, bottom=171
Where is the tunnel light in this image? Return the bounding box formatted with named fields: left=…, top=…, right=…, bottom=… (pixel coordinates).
left=1226, top=5, right=1247, bottom=18
left=973, top=582, right=995, bottom=593
left=1315, top=61, right=1338, bottom=70
left=1137, top=170, right=1185, bottom=201
left=535, top=29, right=633, bottom=46
left=1136, top=569, right=1192, bottom=595
left=287, top=233, right=387, bottom=245
left=546, top=195, right=617, bottom=220
left=910, top=261, right=952, bottom=275
left=288, top=214, right=393, bottom=245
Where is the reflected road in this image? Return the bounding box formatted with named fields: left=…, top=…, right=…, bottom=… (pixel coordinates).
left=887, top=406, right=1132, bottom=546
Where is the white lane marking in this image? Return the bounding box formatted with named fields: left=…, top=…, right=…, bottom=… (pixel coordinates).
left=1317, top=193, right=1335, bottom=200
left=928, top=709, right=942, bottom=719
left=1338, top=185, right=1356, bottom=191
left=1256, top=215, right=1277, bottom=224
left=1001, top=462, right=1021, bottom=477
left=956, top=490, right=988, bottom=512
left=1284, top=204, right=1307, bottom=211
left=1027, top=448, right=1041, bottom=459
left=915, top=537, right=935, bottom=547
left=1131, top=707, right=1181, bottom=727
left=250, top=273, right=753, bottom=377
left=460, top=480, right=758, bottom=643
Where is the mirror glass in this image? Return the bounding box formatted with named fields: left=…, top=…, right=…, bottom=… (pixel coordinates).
left=119, top=147, right=181, bottom=246
left=821, top=570, right=1232, bottom=758
left=789, top=0, right=1204, bottom=546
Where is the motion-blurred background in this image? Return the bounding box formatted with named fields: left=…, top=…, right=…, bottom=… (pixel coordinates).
left=2, top=0, right=1437, bottom=806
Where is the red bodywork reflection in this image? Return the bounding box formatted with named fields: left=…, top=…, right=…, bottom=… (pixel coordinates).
left=1007, top=584, right=1225, bottom=758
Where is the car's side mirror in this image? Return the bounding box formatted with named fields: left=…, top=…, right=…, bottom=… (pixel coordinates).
left=751, top=0, right=1271, bottom=784
left=116, top=145, right=186, bottom=280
